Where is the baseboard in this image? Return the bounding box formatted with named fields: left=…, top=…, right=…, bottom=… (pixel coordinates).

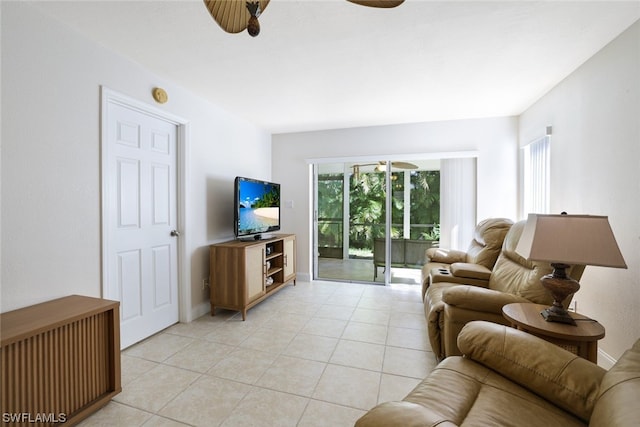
left=598, top=348, right=617, bottom=370
left=296, top=272, right=311, bottom=282
left=187, top=301, right=211, bottom=322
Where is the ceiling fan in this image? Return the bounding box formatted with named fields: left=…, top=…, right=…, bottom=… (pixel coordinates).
left=353, top=161, right=418, bottom=171
left=351, top=160, right=418, bottom=180
left=203, top=0, right=405, bottom=37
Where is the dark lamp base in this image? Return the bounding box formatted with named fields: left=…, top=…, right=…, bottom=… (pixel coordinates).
left=541, top=306, right=577, bottom=325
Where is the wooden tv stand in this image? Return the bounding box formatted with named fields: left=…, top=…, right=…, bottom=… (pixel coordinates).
left=209, top=234, right=296, bottom=320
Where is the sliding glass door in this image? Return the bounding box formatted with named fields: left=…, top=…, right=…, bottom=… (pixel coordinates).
left=314, top=159, right=441, bottom=286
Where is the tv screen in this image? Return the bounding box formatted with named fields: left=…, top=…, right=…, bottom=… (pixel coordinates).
left=234, top=176, right=281, bottom=238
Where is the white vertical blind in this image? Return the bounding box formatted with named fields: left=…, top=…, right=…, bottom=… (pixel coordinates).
left=440, top=158, right=477, bottom=250
left=523, top=136, right=550, bottom=215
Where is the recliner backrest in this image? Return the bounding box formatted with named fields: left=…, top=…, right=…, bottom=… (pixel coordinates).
left=489, top=220, right=584, bottom=305
left=465, top=218, right=514, bottom=269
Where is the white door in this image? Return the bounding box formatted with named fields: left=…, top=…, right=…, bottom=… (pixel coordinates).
left=104, top=100, right=179, bottom=348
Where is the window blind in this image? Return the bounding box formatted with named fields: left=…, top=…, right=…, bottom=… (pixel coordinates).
left=523, top=135, right=550, bottom=215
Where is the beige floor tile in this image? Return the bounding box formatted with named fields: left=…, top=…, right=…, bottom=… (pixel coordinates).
left=124, top=333, right=195, bottom=362
left=282, top=333, right=338, bottom=362
left=331, top=283, right=366, bottom=297
left=357, top=296, right=393, bottom=311
left=260, top=311, right=311, bottom=333
left=121, top=354, right=159, bottom=386
left=159, top=375, right=252, bottom=426
left=341, top=321, right=388, bottom=345
left=207, top=348, right=278, bottom=384
left=205, top=319, right=259, bottom=346
left=386, top=325, right=430, bottom=350
left=315, top=304, right=355, bottom=321
left=164, top=320, right=219, bottom=338
left=391, top=300, right=425, bottom=314
left=114, top=364, right=200, bottom=412
left=297, top=400, right=366, bottom=427
left=221, top=387, right=308, bottom=427
left=76, top=401, right=151, bottom=427
left=378, top=373, right=422, bottom=403
left=256, top=355, right=326, bottom=396
left=313, top=364, right=381, bottom=410
left=142, top=415, right=192, bottom=426
left=239, top=327, right=297, bottom=353
left=389, top=311, right=427, bottom=329
left=350, top=307, right=391, bottom=326
left=82, top=280, right=434, bottom=426
left=301, top=317, right=348, bottom=338
left=164, top=340, right=235, bottom=372
left=276, top=300, right=320, bottom=317
left=330, top=339, right=385, bottom=371
left=383, top=346, right=436, bottom=379
left=362, top=285, right=393, bottom=298
left=325, top=294, right=361, bottom=307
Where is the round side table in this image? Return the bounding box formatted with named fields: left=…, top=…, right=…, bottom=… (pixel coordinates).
left=502, top=303, right=605, bottom=363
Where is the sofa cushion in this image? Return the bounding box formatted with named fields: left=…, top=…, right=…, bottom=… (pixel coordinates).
left=458, top=321, right=605, bottom=422
left=590, top=339, right=640, bottom=427
left=355, top=356, right=586, bottom=427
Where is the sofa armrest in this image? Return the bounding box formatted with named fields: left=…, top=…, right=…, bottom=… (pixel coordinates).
left=426, top=248, right=467, bottom=264
left=442, top=285, right=530, bottom=313
left=450, top=263, right=491, bottom=281
left=458, top=321, right=606, bottom=422
left=355, top=401, right=455, bottom=427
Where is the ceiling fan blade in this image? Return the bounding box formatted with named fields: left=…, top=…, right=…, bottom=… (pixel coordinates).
left=352, top=163, right=379, bottom=168
left=391, top=161, right=418, bottom=169
left=203, top=0, right=270, bottom=34
left=346, top=0, right=404, bottom=8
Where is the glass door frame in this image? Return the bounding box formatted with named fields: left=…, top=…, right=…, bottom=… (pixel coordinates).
left=310, top=151, right=478, bottom=286
left=312, top=160, right=392, bottom=285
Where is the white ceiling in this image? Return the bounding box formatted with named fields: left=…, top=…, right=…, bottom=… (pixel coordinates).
left=35, top=0, right=640, bottom=134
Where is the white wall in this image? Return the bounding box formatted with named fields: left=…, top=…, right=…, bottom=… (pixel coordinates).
left=519, top=21, right=640, bottom=360
left=0, top=3, right=271, bottom=319
left=272, top=117, right=519, bottom=279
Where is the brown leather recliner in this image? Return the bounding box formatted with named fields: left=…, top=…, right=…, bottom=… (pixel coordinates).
left=425, top=220, right=585, bottom=360
left=356, top=321, right=640, bottom=427
left=421, top=217, right=513, bottom=300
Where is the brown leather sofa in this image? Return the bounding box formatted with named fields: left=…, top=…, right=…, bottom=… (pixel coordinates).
left=421, top=217, right=513, bottom=299
left=356, top=321, right=640, bottom=427
left=425, top=220, right=585, bottom=360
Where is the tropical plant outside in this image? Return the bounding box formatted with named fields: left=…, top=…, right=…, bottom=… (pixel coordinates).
left=318, top=169, right=440, bottom=258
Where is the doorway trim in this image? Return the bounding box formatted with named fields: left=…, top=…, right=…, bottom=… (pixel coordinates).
left=100, top=87, right=191, bottom=324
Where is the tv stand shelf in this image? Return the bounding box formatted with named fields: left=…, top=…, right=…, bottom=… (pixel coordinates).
left=209, top=234, right=296, bottom=320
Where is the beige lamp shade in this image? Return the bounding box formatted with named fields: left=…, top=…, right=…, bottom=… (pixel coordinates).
left=516, top=214, right=627, bottom=268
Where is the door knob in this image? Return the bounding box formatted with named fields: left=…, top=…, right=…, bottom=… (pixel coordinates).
left=170, top=230, right=181, bottom=237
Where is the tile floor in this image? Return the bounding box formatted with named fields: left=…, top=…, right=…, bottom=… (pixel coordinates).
left=317, top=258, right=422, bottom=285
left=79, top=280, right=437, bottom=427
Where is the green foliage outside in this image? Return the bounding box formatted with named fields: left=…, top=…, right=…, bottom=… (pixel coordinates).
left=252, top=186, right=280, bottom=208
left=317, top=170, right=440, bottom=257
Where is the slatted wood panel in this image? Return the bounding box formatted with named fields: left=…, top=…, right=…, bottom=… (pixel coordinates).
left=1, top=296, right=121, bottom=426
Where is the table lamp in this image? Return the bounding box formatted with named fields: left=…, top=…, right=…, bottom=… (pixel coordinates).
left=515, top=213, right=627, bottom=325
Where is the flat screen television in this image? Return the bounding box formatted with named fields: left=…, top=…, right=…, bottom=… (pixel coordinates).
left=234, top=176, right=281, bottom=239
